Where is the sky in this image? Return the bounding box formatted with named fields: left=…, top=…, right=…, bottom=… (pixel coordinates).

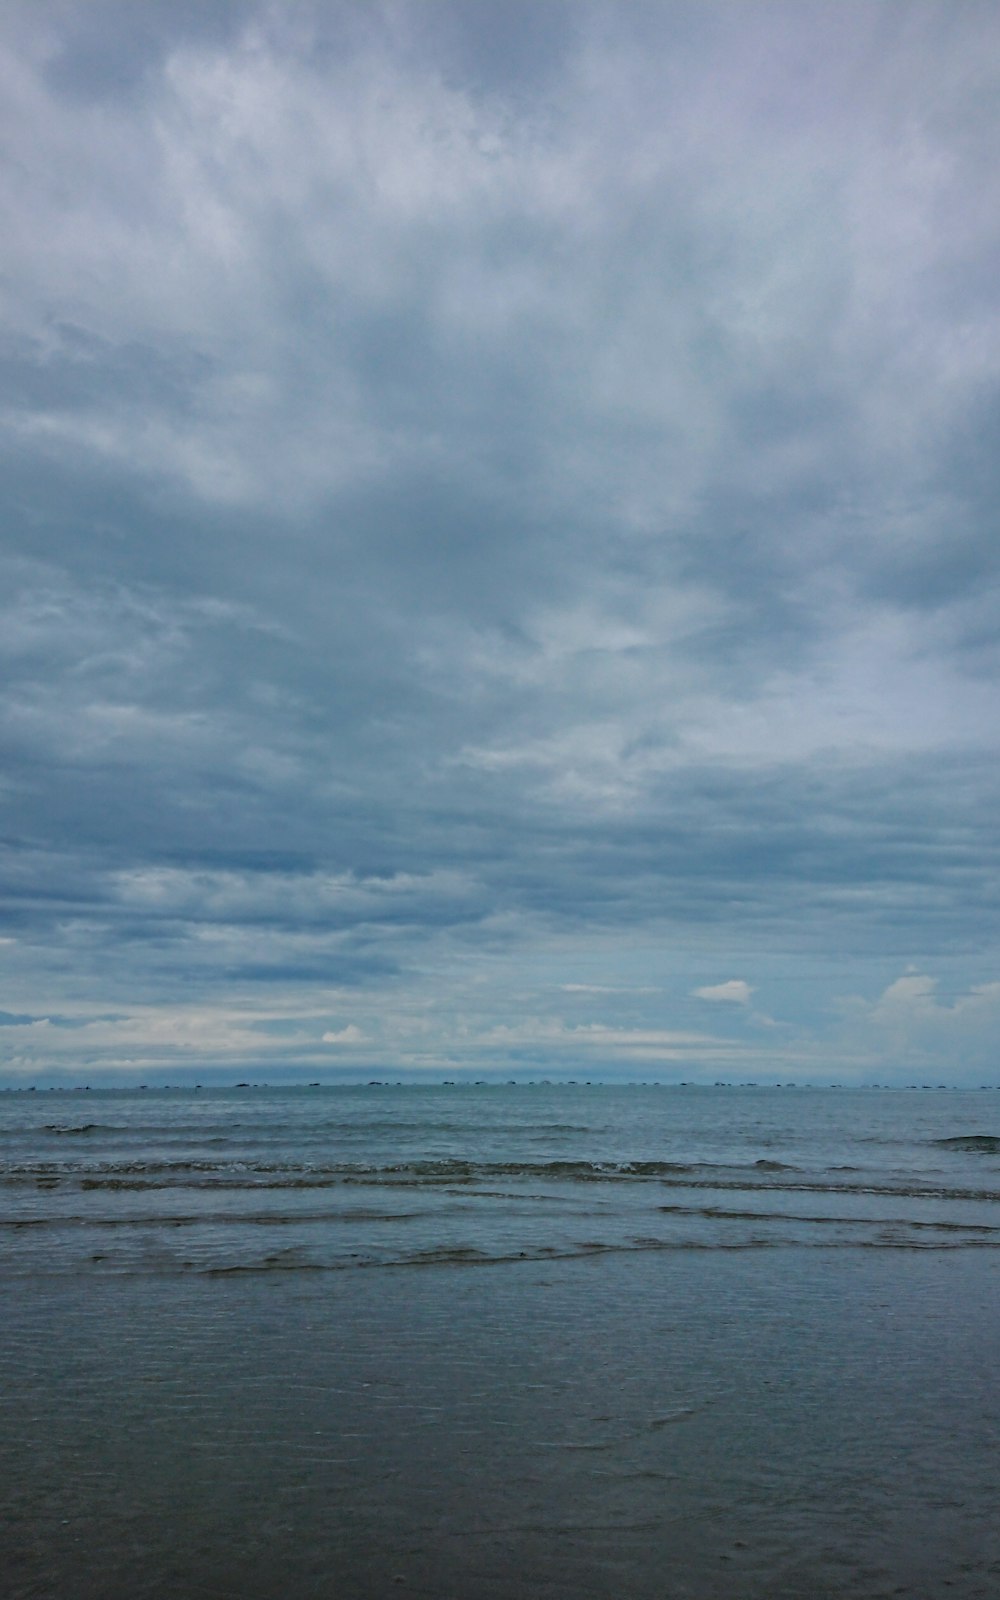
left=1, top=0, right=999, bottom=1086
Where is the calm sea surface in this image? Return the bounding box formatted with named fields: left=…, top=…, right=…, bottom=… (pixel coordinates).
left=3, top=1084, right=999, bottom=1598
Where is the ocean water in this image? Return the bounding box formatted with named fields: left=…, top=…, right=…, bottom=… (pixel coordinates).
left=3, top=1083, right=999, bottom=1599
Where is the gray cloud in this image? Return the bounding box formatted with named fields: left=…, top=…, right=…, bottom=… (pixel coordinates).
left=1, top=1, right=998, bottom=1081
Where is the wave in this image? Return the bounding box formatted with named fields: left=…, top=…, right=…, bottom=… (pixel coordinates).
left=1, top=1206, right=428, bottom=1230
left=2, top=1153, right=998, bottom=1205
left=5, top=1117, right=601, bottom=1141
left=7, top=1205, right=997, bottom=1238
left=172, top=1233, right=1000, bottom=1276
left=932, top=1135, right=1000, bottom=1153
left=7, top=1210, right=1000, bottom=1281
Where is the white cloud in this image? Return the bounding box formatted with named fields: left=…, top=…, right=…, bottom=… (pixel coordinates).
left=321, top=1025, right=365, bottom=1045
left=874, top=973, right=939, bottom=1013
left=693, top=980, right=754, bottom=1005
left=837, top=972, right=1000, bottom=1077
left=559, top=983, right=660, bottom=995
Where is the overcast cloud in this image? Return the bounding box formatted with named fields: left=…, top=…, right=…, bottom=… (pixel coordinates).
left=2, top=0, right=999, bottom=1084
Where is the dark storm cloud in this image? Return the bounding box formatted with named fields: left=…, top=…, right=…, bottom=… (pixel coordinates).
left=1, top=1, right=999, bottom=1079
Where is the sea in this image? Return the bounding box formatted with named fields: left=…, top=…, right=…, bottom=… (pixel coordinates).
left=3, top=1082, right=999, bottom=1600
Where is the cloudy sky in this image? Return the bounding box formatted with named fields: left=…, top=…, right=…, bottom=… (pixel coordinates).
left=2, top=0, right=999, bottom=1085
